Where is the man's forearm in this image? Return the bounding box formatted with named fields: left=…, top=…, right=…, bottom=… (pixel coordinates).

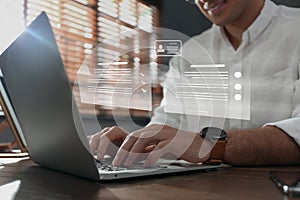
left=224, top=126, right=300, bottom=166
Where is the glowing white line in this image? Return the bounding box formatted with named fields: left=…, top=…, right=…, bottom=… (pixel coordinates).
left=98, top=74, right=131, bottom=76
left=192, top=77, right=229, bottom=80
left=88, top=86, right=132, bottom=90
left=190, top=64, right=226, bottom=68
left=87, top=79, right=132, bottom=83
left=98, top=62, right=128, bottom=66
left=176, top=92, right=229, bottom=96
left=176, top=86, right=229, bottom=89
left=185, top=71, right=228, bottom=74
left=175, top=83, right=228, bottom=86
left=94, top=68, right=131, bottom=71
left=185, top=74, right=228, bottom=77
left=176, top=96, right=229, bottom=101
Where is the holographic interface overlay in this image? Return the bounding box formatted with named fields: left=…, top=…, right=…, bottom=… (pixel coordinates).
left=165, top=61, right=250, bottom=120
left=72, top=27, right=251, bottom=167
left=79, top=62, right=152, bottom=111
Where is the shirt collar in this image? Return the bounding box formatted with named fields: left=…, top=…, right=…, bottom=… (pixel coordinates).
left=213, top=0, right=277, bottom=45
left=247, top=0, right=277, bottom=42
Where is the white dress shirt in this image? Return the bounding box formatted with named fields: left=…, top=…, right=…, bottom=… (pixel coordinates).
left=149, top=0, right=300, bottom=146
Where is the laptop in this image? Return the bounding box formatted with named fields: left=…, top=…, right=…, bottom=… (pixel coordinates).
left=0, top=12, right=224, bottom=180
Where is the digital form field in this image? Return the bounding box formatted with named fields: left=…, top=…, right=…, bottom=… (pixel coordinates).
left=154, top=40, right=182, bottom=57
left=79, top=63, right=152, bottom=111
left=164, top=64, right=250, bottom=120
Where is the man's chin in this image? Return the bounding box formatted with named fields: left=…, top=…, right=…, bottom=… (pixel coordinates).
left=210, top=18, right=226, bottom=26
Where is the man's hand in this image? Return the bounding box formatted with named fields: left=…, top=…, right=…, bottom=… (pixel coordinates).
left=111, top=125, right=211, bottom=167
left=89, top=124, right=212, bottom=167
left=89, top=126, right=129, bottom=160
left=89, top=126, right=156, bottom=161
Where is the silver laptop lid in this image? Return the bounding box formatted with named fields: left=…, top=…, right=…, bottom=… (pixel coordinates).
left=0, top=12, right=99, bottom=181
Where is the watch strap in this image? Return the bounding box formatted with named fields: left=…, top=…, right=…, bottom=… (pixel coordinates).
left=204, top=140, right=227, bottom=165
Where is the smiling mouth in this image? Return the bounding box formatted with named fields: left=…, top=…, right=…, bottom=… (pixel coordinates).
left=203, top=1, right=226, bottom=16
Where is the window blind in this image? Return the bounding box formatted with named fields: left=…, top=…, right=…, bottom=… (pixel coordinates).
left=24, top=0, right=98, bottom=115
left=97, top=0, right=158, bottom=63
left=96, top=0, right=159, bottom=117
left=25, top=0, right=97, bottom=84
left=20, top=0, right=159, bottom=116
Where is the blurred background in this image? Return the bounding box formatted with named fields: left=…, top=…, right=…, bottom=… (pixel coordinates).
left=0, top=0, right=299, bottom=145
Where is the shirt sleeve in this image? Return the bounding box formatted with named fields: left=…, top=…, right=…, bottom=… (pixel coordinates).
left=265, top=117, right=300, bottom=146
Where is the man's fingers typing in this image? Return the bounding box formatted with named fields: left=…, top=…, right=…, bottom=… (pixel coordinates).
left=144, top=141, right=170, bottom=167
left=122, top=136, right=153, bottom=166
left=89, top=127, right=110, bottom=152
left=96, top=134, right=112, bottom=160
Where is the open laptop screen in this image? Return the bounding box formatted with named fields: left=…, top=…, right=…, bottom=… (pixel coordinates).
left=0, top=12, right=100, bottom=180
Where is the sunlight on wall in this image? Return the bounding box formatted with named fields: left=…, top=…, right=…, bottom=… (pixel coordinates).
left=0, top=0, right=25, bottom=54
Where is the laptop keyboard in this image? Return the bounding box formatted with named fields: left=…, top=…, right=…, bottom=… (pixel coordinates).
left=95, top=159, right=168, bottom=171
left=95, top=160, right=124, bottom=171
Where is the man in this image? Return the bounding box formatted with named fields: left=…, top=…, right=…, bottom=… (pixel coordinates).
left=89, top=0, right=300, bottom=167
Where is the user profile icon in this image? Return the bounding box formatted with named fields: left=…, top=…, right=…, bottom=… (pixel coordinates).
left=154, top=40, right=182, bottom=57
left=157, top=44, right=165, bottom=53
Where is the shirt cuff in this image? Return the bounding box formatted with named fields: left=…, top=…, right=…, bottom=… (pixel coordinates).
left=264, top=117, right=300, bottom=147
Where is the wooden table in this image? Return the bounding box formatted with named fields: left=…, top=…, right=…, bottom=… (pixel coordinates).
left=0, top=158, right=299, bottom=200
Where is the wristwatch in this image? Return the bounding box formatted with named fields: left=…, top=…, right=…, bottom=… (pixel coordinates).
left=200, top=127, right=228, bottom=165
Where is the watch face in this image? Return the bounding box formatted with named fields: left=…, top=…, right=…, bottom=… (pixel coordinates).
left=201, top=127, right=227, bottom=142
